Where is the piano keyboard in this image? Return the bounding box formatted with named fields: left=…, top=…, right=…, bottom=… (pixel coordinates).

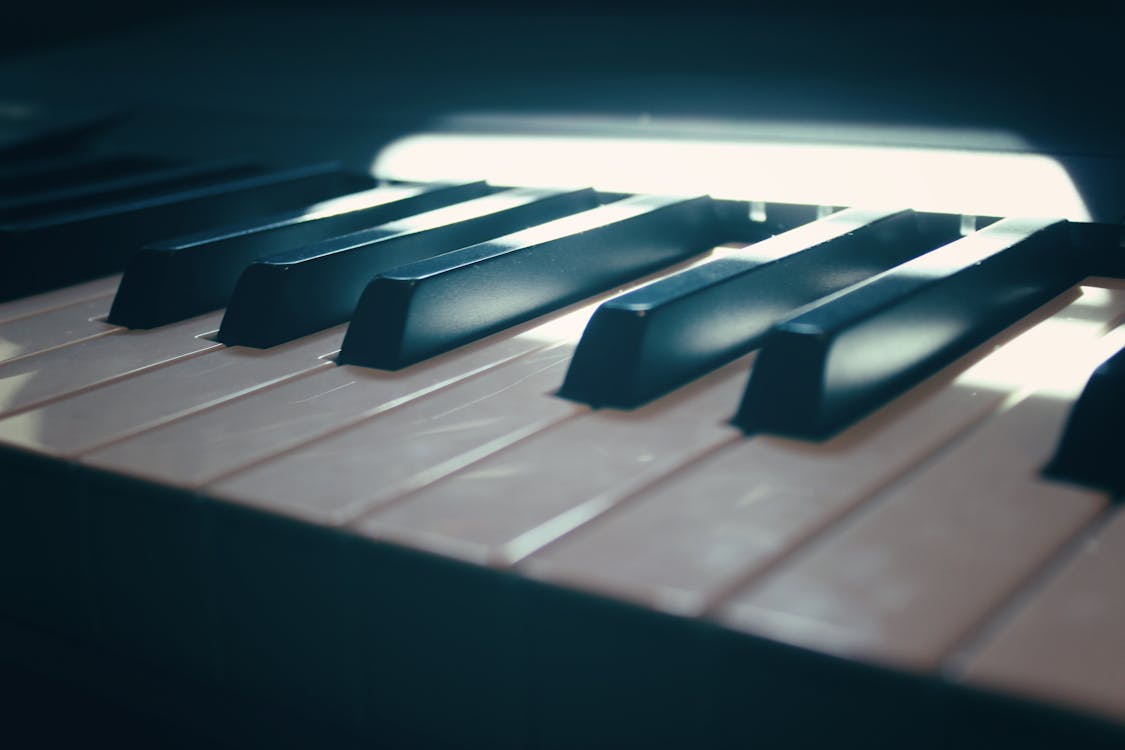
left=1, top=145, right=1124, bottom=749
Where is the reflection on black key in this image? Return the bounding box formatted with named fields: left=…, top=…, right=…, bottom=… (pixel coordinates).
left=0, top=154, right=171, bottom=198
left=1046, top=344, right=1125, bottom=496
left=218, top=188, right=600, bottom=348
left=560, top=208, right=948, bottom=408
left=340, top=194, right=718, bottom=369
left=0, top=159, right=260, bottom=221
left=736, top=217, right=1078, bottom=439
left=0, top=163, right=372, bottom=302
left=109, top=181, right=491, bottom=329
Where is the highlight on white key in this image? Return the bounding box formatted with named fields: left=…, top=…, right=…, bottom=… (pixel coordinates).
left=374, top=131, right=1091, bottom=221
left=955, top=284, right=1125, bottom=402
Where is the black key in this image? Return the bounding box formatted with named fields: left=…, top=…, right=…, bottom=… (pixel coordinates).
left=339, top=194, right=718, bottom=369
left=1045, top=343, right=1125, bottom=496
left=0, top=159, right=260, bottom=222
left=0, top=154, right=171, bottom=198
left=0, top=163, right=372, bottom=302
left=736, top=217, right=1079, bottom=439
left=560, top=208, right=952, bottom=408
left=218, top=188, right=601, bottom=348
left=109, top=181, right=492, bottom=329
left=0, top=105, right=119, bottom=164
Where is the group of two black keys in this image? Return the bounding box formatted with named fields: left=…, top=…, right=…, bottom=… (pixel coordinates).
left=1, top=155, right=1119, bottom=494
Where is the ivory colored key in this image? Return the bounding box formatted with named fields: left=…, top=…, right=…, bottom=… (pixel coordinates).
left=0, top=273, right=120, bottom=325
left=960, top=508, right=1125, bottom=723
left=0, top=295, right=118, bottom=364
left=82, top=320, right=560, bottom=488
left=523, top=284, right=1125, bottom=616
left=715, top=316, right=1125, bottom=671
left=211, top=344, right=583, bottom=525
left=0, top=326, right=344, bottom=456
left=0, top=312, right=223, bottom=417
left=355, top=357, right=747, bottom=567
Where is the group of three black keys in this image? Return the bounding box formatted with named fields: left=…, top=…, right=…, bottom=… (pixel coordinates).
left=0, top=158, right=1119, bottom=494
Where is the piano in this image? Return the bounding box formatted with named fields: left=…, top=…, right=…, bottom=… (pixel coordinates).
left=2, top=3, right=1124, bottom=747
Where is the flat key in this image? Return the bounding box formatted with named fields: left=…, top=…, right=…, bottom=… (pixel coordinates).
left=0, top=159, right=259, bottom=222
left=355, top=356, right=745, bottom=567
left=0, top=295, right=118, bottom=365
left=0, top=163, right=372, bottom=302
left=108, top=181, right=493, bottom=329
left=1045, top=343, right=1125, bottom=496
left=736, top=217, right=1079, bottom=438
left=560, top=208, right=948, bottom=408
left=0, top=326, right=343, bottom=457
left=0, top=312, right=223, bottom=417
left=340, top=194, right=718, bottom=369
left=0, top=274, right=119, bottom=325
left=217, top=187, right=599, bottom=348
left=960, top=508, right=1125, bottom=723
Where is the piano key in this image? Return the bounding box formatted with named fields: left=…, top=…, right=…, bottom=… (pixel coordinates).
left=210, top=344, right=582, bottom=525
left=0, top=273, right=119, bottom=325
left=559, top=207, right=946, bottom=408
left=354, top=355, right=746, bottom=566
left=715, top=319, right=1125, bottom=672
left=217, top=187, right=600, bottom=348
left=1044, top=343, right=1125, bottom=495
left=0, top=163, right=372, bottom=302
left=0, top=154, right=170, bottom=197
left=0, top=158, right=260, bottom=222
left=958, top=508, right=1125, bottom=723
left=108, top=181, right=493, bottom=329
left=84, top=259, right=697, bottom=491
left=0, top=312, right=223, bottom=417
left=0, top=327, right=343, bottom=457
left=81, top=333, right=558, bottom=489
left=339, top=194, right=718, bottom=369
left=522, top=284, right=1125, bottom=617
left=0, top=296, right=119, bottom=365
left=735, top=217, right=1079, bottom=439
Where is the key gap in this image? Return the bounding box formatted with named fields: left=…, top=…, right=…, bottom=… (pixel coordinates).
left=940, top=504, right=1121, bottom=679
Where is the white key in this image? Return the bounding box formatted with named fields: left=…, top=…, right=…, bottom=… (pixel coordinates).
left=715, top=306, right=1125, bottom=671
left=959, top=508, right=1125, bottom=723
left=0, top=326, right=343, bottom=456
left=0, top=311, right=223, bottom=417
left=522, top=284, right=1125, bottom=617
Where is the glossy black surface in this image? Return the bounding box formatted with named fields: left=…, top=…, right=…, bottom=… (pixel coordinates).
left=0, top=154, right=171, bottom=198
left=0, top=158, right=259, bottom=222
left=109, top=181, right=491, bottom=329
left=0, top=163, right=372, bottom=302
left=217, top=187, right=599, bottom=348
left=339, top=194, right=718, bottom=369
left=1046, top=344, right=1125, bottom=497
left=736, top=218, right=1081, bottom=439
left=560, top=208, right=965, bottom=408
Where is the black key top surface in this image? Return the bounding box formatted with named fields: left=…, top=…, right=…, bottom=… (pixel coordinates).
left=109, top=181, right=492, bottom=329
left=0, top=159, right=260, bottom=222
left=0, top=155, right=171, bottom=198
left=736, top=217, right=1078, bottom=438
left=560, top=208, right=956, bottom=408
left=1046, top=343, right=1125, bottom=496
left=0, top=163, right=372, bottom=302
left=218, top=187, right=600, bottom=348
left=339, top=194, right=718, bottom=369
